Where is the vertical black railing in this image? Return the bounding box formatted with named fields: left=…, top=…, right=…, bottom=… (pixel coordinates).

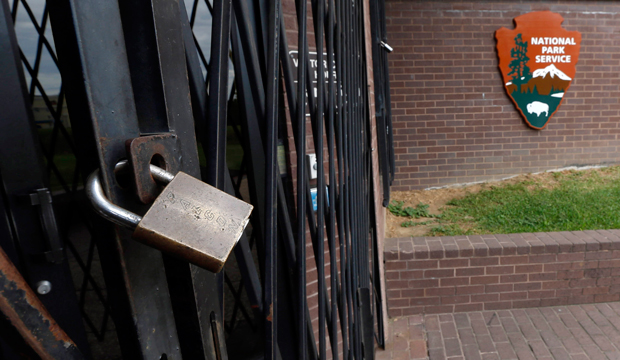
left=295, top=0, right=308, bottom=357
left=369, top=0, right=394, bottom=207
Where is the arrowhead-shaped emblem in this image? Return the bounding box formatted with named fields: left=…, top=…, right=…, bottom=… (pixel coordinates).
left=496, top=12, right=581, bottom=130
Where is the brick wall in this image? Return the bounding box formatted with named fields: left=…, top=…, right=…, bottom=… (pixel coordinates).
left=385, top=231, right=620, bottom=317
left=386, top=1, right=620, bottom=191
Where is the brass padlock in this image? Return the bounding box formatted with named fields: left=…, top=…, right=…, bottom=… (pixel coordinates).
left=86, top=162, right=253, bottom=273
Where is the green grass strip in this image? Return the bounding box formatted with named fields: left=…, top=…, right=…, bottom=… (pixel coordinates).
left=431, top=167, right=620, bottom=236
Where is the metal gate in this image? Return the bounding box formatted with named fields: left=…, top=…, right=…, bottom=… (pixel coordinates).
left=0, top=0, right=392, bottom=358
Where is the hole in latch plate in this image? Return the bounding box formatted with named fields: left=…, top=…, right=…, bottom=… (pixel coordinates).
left=150, top=153, right=167, bottom=171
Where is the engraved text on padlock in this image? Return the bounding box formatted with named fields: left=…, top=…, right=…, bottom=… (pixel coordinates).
left=133, top=172, right=252, bottom=273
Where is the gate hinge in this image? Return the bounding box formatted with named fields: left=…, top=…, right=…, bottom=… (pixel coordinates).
left=30, top=188, right=64, bottom=264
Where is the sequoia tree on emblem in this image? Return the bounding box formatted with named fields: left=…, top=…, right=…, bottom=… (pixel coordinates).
left=496, top=12, right=581, bottom=129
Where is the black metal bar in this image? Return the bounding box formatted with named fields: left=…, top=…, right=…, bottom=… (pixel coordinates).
left=339, top=0, right=351, bottom=356
left=359, top=288, right=373, bottom=359
left=295, top=0, right=307, bottom=357
left=336, top=0, right=352, bottom=358
left=181, top=0, right=209, bottom=134
left=334, top=0, right=349, bottom=357
left=203, top=0, right=213, bottom=14
left=357, top=1, right=376, bottom=354
left=347, top=1, right=363, bottom=357
left=189, top=0, right=199, bottom=27
left=314, top=0, right=327, bottom=357
left=9, top=0, right=15, bottom=20
left=225, top=175, right=264, bottom=315
left=369, top=0, right=391, bottom=207
left=358, top=0, right=370, bottom=354
left=230, top=14, right=268, bottom=280
left=370, top=201, right=385, bottom=348
left=378, top=0, right=395, bottom=185
left=264, top=0, right=280, bottom=359
left=205, top=0, right=231, bottom=189
left=358, top=0, right=368, bottom=290
left=231, top=0, right=266, bottom=121
left=326, top=0, right=339, bottom=357
left=210, top=311, right=229, bottom=360
left=255, top=0, right=269, bottom=81
left=26, top=4, right=48, bottom=100
left=116, top=0, right=169, bottom=134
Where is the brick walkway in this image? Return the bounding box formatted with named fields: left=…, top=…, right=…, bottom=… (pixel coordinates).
left=376, top=302, right=620, bottom=360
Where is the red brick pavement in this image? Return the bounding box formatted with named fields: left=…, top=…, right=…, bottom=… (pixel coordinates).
left=376, top=302, right=620, bottom=360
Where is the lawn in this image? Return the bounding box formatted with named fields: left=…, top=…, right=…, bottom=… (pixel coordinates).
left=388, top=166, right=620, bottom=237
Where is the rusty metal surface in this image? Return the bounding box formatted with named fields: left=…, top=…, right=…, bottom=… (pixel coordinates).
left=127, top=134, right=180, bottom=204
left=0, top=246, right=84, bottom=360
left=47, top=0, right=185, bottom=356
left=210, top=311, right=228, bottom=360
left=134, top=172, right=253, bottom=273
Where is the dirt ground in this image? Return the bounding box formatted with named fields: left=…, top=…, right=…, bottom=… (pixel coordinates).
left=386, top=167, right=606, bottom=238
left=387, top=183, right=483, bottom=239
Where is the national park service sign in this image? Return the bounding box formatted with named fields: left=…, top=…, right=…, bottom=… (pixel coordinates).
left=496, top=12, right=581, bottom=130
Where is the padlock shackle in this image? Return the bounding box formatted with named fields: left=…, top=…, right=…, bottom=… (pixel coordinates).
left=149, top=163, right=175, bottom=184
left=86, top=162, right=176, bottom=229
left=86, top=170, right=142, bottom=229
left=114, top=160, right=175, bottom=184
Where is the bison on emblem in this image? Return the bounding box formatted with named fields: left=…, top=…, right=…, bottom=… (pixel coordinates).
left=527, top=101, right=549, bottom=117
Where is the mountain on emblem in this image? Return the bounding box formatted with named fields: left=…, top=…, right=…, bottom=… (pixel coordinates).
left=496, top=12, right=581, bottom=129
left=532, top=64, right=571, bottom=80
